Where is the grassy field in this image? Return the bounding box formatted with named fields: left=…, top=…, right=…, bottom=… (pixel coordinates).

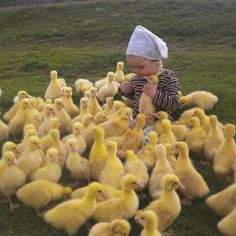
left=0, top=0, right=236, bottom=235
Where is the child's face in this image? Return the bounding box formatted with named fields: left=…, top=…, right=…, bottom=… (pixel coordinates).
left=126, top=55, right=161, bottom=77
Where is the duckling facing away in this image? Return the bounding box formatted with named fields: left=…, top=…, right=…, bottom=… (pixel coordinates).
left=135, top=210, right=161, bottom=236
left=44, top=182, right=105, bottom=235
left=88, top=219, right=131, bottom=236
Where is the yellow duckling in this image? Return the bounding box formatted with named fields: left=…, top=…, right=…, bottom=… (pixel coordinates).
left=1, top=141, right=18, bottom=157
left=0, top=119, right=9, bottom=142
left=100, top=107, right=132, bottom=138
left=173, top=107, right=196, bottom=126
left=99, top=141, right=125, bottom=189
left=54, top=98, right=71, bottom=135
left=17, top=179, right=72, bottom=216
left=158, top=119, right=176, bottom=146
left=204, top=115, right=224, bottom=162
left=175, top=142, right=209, bottom=205
left=3, top=90, right=31, bottom=122
left=44, top=70, right=63, bottom=99
left=114, top=61, right=125, bottom=83
left=136, top=131, right=158, bottom=171
left=97, top=72, right=119, bottom=104
left=149, top=144, right=173, bottom=199
left=89, top=87, right=103, bottom=116
left=124, top=72, right=136, bottom=81
left=213, top=123, right=236, bottom=178
left=44, top=182, right=105, bottom=235
left=139, top=174, right=183, bottom=233
left=139, top=75, right=158, bottom=125
left=117, top=113, right=145, bottom=159
left=89, top=126, right=108, bottom=181
left=95, top=72, right=113, bottom=90
left=124, top=150, right=149, bottom=191
left=135, top=210, right=161, bottom=236
left=164, top=143, right=177, bottom=171
left=186, top=116, right=206, bottom=154
left=153, top=110, right=168, bottom=134
left=93, top=174, right=140, bottom=222
left=8, top=98, right=31, bottom=136
left=89, top=219, right=131, bottom=236
left=17, top=136, right=43, bottom=177
left=65, top=138, right=91, bottom=185
left=61, top=86, right=79, bottom=118
left=194, top=108, right=211, bottom=134
left=217, top=208, right=236, bottom=236
left=102, top=96, right=116, bottom=116
left=40, top=117, right=61, bottom=138
left=179, top=90, right=218, bottom=111
left=30, top=148, right=61, bottom=182
left=74, top=78, right=93, bottom=97
left=0, top=151, right=26, bottom=209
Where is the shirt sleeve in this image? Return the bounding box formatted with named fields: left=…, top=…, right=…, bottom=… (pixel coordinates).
left=153, top=70, right=180, bottom=112
left=117, top=83, right=135, bottom=100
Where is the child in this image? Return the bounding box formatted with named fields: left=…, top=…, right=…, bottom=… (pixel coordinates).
left=118, top=25, right=180, bottom=122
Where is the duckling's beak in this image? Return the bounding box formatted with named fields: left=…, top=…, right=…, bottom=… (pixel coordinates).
left=101, top=191, right=109, bottom=199
left=134, top=215, right=141, bottom=223
left=178, top=182, right=185, bottom=190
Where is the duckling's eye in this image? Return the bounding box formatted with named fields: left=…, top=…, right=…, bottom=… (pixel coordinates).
left=97, top=190, right=102, bottom=193
left=141, top=216, right=144, bottom=220
left=132, top=182, right=136, bottom=185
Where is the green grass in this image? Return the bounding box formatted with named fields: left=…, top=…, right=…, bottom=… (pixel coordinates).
left=0, top=0, right=235, bottom=235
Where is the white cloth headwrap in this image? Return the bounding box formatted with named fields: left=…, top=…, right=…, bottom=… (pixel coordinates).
left=126, top=25, right=168, bottom=60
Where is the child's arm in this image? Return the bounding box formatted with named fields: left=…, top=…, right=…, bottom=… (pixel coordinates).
left=117, top=81, right=135, bottom=99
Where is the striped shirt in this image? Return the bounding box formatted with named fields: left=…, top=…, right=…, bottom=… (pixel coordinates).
left=119, top=69, right=180, bottom=119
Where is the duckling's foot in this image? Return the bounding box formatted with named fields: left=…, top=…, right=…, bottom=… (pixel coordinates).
left=36, top=209, right=44, bottom=217
left=10, top=203, right=20, bottom=210
left=181, top=198, right=192, bottom=206
left=163, top=231, right=175, bottom=236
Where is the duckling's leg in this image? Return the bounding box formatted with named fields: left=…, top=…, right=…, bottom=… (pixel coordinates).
left=162, top=229, right=175, bottom=236
left=181, top=195, right=194, bottom=206
left=8, top=197, right=20, bottom=210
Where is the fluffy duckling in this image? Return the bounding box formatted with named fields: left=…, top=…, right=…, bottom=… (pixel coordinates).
left=3, top=90, right=31, bottom=122
left=206, top=182, right=236, bottom=217
left=54, top=98, right=71, bottom=135
left=44, top=182, right=105, bottom=235
left=139, top=75, right=158, bottom=125
left=100, top=107, right=132, bottom=138
left=204, top=115, right=224, bottom=162
left=93, top=174, right=140, bottom=222
left=97, top=72, right=119, bottom=103
left=89, top=87, right=103, bottom=116
left=171, top=123, right=190, bottom=142
left=38, top=104, right=55, bottom=138
left=89, top=219, right=131, bottom=236
left=62, top=122, right=87, bottom=155
left=153, top=111, right=168, bottom=134
left=89, top=126, right=108, bottom=181
left=30, top=148, right=61, bottom=182
left=213, top=123, right=236, bottom=178
left=114, top=61, right=125, bottom=83
left=17, top=136, right=43, bottom=177
left=117, top=113, right=145, bottom=159
left=136, top=131, right=158, bottom=171
left=61, top=86, right=79, bottom=118
left=74, top=78, right=93, bottom=97
left=65, top=138, right=91, bottom=185
left=173, top=107, right=196, bottom=126
left=1, top=141, right=18, bottom=157
left=44, top=70, right=63, bottom=99
left=164, top=143, right=177, bottom=171
left=95, top=72, right=112, bottom=90
left=179, top=90, right=218, bottom=111
left=158, top=119, right=176, bottom=146
left=139, top=174, right=183, bottom=233
left=102, top=96, right=116, bottom=115
left=99, top=141, right=125, bottom=189
left=8, top=98, right=31, bottom=136
left=17, top=179, right=72, bottom=216
left=194, top=108, right=211, bottom=134
left=135, top=210, right=161, bottom=236
left=124, top=72, right=136, bottom=81
left=0, top=151, right=26, bottom=209
left=175, top=142, right=209, bottom=205
left=217, top=208, right=236, bottom=236
left=186, top=116, right=206, bottom=154
left=124, top=150, right=149, bottom=190
left=0, top=119, right=9, bottom=142
left=149, top=144, right=173, bottom=199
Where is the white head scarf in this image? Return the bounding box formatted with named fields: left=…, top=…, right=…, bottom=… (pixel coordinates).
left=126, top=25, right=168, bottom=60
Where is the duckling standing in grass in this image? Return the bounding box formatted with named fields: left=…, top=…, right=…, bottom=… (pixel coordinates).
left=44, top=182, right=105, bottom=235
left=17, top=179, right=72, bottom=217
left=74, top=78, right=93, bottom=97
left=89, top=219, right=131, bottom=236
left=114, top=61, right=125, bottom=83
left=158, top=119, right=176, bottom=146
left=99, top=141, right=125, bottom=189
left=0, top=119, right=9, bottom=142
left=93, top=174, right=140, bottom=222
left=213, top=123, right=236, bottom=179
left=149, top=144, right=173, bottom=199
left=139, top=174, right=183, bottom=233
left=0, top=151, right=26, bottom=210
left=135, top=210, right=161, bottom=236
left=89, top=87, right=103, bottom=116
left=175, top=142, right=209, bottom=206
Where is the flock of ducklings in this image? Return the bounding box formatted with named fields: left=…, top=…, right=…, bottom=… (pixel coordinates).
left=0, top=61, right=236, bottom=236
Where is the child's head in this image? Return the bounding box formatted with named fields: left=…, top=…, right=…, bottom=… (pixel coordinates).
left=126, top=25, right=167, bottom=77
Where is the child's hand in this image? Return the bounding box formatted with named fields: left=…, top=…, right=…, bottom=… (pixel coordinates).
left=120, top=81, right=134, bottom=94
left=143, top=83, right=157, bottom=100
